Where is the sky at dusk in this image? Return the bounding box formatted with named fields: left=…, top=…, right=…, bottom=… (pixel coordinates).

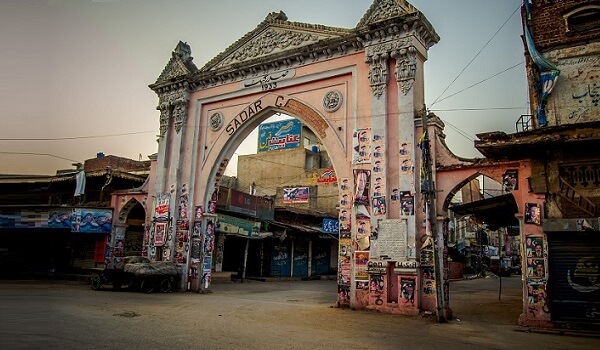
left=0, top=0, right=527, bottom=176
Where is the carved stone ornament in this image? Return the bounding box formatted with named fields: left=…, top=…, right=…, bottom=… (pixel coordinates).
left=216, top=29, right=330, bottom=68
left=209, top=112, right=224, bottom=131
left=159, top=106, right=171, bottom=137
left=323, top=90, right=343, bottom=112
left=365, top=38, right=410, bottom=57
left=367, top=54, right=389, bottom=99
left=360, top=0, right=417, bottom=27
left=172, top=99, right=188, bottom=133
left=392, top=46, right=417, bottom=95
left=157, top=91, right=189, bottom=135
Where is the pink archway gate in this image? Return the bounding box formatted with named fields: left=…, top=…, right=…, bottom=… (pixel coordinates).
left=148, top=1, right=441, bottom=314
left=434, top=134, right=547, bottom=325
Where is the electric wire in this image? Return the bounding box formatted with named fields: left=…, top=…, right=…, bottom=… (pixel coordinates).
left=0, top=130, right=156, bottom=141
left=0, top=151, right=80, bottom=163
left=430, top=4, right=521, bottom=107
left=432, top=61, right=525, bottom=105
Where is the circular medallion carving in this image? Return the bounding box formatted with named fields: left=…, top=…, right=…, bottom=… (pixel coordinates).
left=323, top=90, right=343, bottom=112
left=209, top=112, right=224, bottom=131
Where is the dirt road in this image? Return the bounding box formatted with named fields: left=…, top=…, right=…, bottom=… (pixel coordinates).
left=1, top=276, right=598, bottom=350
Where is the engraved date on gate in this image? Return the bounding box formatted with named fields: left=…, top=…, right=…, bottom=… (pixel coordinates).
left=262, top=82, right=278, bottom=91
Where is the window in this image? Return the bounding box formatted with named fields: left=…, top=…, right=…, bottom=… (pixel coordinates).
left=564, top=5, right=600, bottom=33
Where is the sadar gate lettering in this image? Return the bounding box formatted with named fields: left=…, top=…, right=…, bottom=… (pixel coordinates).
left=225, top=94, right=287, bottom=136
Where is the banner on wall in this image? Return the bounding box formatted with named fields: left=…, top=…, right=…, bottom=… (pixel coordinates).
left=155, top=222, right=167, bottom=247
left=257, top=119, right=302, bottom=152
left=71, top=208, right=113, bottom=234
left=322, top=218, right=339, bottom=234
left=283, top=187, right=309, bottom=204
left=317, top=167, right=338, bottom=184
left=155, top=193, right=170, bottom=221
left=216, top=214, right=262, bottom=237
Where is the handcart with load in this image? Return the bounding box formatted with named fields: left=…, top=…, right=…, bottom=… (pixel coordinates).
left=90, top=256, right=179, bottom=293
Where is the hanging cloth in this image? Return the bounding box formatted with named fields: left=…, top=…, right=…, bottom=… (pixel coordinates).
left=74, top=171, right=86, bottom=197
left=523, top=1, right=560, bottom=127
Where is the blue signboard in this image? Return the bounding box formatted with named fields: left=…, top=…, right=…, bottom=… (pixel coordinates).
left=72, top=208, right=113, bottom=234
left=322, top=218, right=339, bottom=234
left=257, top=119, right=302, bottom=152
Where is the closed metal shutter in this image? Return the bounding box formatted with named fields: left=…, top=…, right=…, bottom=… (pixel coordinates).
left=547, top=232, right=600, bottom=325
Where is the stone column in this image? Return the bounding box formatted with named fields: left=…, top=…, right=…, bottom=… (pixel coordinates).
left=365, top=48, right=390, bottom=261
left=152, top=85, right=191, bottom=289
left=393, top=44, right=418, bottom=261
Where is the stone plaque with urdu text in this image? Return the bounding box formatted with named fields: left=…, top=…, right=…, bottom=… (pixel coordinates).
left=378, top=219, right=407, bottom=260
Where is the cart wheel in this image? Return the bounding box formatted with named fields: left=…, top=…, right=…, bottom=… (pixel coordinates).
left=90, top=274, right=102, bottom=290
left=140, top=279, right=154, bottom=294
left=160, top=278, right=172, bottom=293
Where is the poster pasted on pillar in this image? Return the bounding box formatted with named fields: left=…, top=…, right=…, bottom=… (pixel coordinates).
left=400, top=277, right=416, bottom=304
left=352, top=128, right=371, bottom=164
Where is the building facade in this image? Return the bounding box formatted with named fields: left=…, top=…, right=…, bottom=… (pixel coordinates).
left=0, top=155, right=149, bottom=277
left=475, top=0, right=600, bottom=328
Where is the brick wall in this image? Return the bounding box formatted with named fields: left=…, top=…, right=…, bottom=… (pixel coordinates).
left=526, top=0, right=600, bottom=51
left=84, top=155, right=149, bottom=172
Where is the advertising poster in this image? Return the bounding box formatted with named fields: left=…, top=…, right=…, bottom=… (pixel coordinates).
left=257, top=119, right=302, bottom=152
left=338, top=285, right=350, bottom=305
left=526, top=236, right=545, bottom=258
left=502, top=170, right=518, bottom=192
left=155, top=222, right=167, bottom=247
left=283, top=187, right=310, bottom=204
left=372, top=197, right=387, bottom=216
left=400, top=156, right=413, bottom=175
left=372, top=143, right=384, bottom=159
left=155, top=193, right=170, bottom=221
left=339, top=208, right=351, bottom=236
left=400, top=277, right=416, bottom=304
left=339, top=178, right=352, bottom=209
left=352, top=128, right=371, bottom=164
left=178, top=190, right=189, bottom=220
left=354, top=251, right=369, bottom=280
left=354, top=169, right=371, bottom=205
left=400, top=191, right=414, bottom=216
left=372, top=158, right=384, bottom=175
left=527, top=279, right=547, bottom=306
left=194, top=206, right=204, bottom=221
left=390, top=188, right=399, bottom=202
left=48, top=210, right=72, bottom=229
left=71, top=208, right=113, bottom=233
left=339, top=262, right=351, bottom=286
left=339, top=238, right=352, bottom=264
left=527, top=258, right=546, bottom=278
left=190, top=237, right=201, bottom=260
left=372, top=176, right=385, bottom=197
left=369, top=275, right=384, bottom=295
left=525, top=203, right=541, bottom=225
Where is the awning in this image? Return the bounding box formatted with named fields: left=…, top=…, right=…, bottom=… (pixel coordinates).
left=449, top=193, right=518, bottom=231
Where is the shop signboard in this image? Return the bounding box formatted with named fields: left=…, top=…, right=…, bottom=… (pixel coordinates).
left=71, top=208, right=113, bottom=234
left=216, top=214, right=261, bottom=237
left=228, top=188, right=257, bottom=216
left=257, top=119, right=302, bottom=152
left=283, top=187, right=309, bottom=204
left=322, top=218, right=339, bottom=234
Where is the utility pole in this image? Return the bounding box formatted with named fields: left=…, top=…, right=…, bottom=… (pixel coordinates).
left=420, top=108, right=445, bottom=323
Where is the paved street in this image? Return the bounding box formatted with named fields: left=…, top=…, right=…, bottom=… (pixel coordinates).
left=1, top=276, right=598, bottom=350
